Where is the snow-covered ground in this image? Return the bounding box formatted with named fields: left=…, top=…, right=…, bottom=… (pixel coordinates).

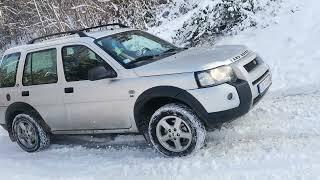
left=1, top=0, right=320, bottom=179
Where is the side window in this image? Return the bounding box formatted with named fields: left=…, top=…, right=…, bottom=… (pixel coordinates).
left=0, top=53, right=21, bottom=88
left=62, top=45, right=113, bottom=82
left=22, top=49, right=58, bottom=86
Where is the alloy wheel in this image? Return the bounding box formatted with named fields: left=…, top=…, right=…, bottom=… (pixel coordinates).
left=156, top=116, right=193, bottom=152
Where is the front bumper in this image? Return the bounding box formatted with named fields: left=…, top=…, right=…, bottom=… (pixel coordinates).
left=185, top=79, right=270, bottom=130
left=206, top=80, right=270, bottom=129
left=185, top=53, right=271, bottom=129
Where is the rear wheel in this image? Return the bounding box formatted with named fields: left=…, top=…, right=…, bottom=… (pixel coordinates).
left=148, top=103, right=206, bottom=157
left=12, top=112, right=51, bottom=152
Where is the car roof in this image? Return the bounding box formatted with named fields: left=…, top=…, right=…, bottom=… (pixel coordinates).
left=4, top=28, right=136, bottom=55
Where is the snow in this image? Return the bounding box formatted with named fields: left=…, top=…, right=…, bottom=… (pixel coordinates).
left=1, top=0, right=320, bottom=179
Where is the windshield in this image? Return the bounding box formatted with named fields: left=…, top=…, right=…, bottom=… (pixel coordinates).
left=95, top=30, right=182, bottom=69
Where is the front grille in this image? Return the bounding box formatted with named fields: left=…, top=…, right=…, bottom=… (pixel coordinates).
left=244, top=59, right=259, bottom=72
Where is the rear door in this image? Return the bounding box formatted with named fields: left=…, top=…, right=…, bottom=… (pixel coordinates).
left=18, top=48, right=66, bottom=131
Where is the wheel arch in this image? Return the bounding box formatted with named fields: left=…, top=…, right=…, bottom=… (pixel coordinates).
left=133, top=86, right=209, bottom=133
left=5, top=102, right=51, bottom=141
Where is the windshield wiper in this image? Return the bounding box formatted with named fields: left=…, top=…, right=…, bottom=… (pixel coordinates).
left=126, top=55, right=158, bottom=65
left=163, top=48, right=180, bottom=54
left=126, top=48, right=187, bottom=66
left=162, top=47, right=187, bottom=55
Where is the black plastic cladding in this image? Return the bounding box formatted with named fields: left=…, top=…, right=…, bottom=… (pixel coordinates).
left=134, top=81, right=254, bottom=131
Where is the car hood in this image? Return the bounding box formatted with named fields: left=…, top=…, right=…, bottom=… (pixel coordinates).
left=133, top=45, right=249, bottom=77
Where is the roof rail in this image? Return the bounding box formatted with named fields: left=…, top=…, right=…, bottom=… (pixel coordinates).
left=80, top=23, right=129, bottom=32
left=27, top=30, right=87, bottom=44
left=28, top=23, right=129, bottom=44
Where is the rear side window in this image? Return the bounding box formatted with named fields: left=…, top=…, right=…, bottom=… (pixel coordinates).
left=0, top=53, right=21, bottom=88
left=62, top=45, right=112, bottom=82
left=23, top=49, right=58, bottom=86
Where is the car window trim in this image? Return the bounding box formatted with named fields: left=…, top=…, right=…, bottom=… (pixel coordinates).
left=61, top=44, right=117, bottom=82
left=0, top=52, right=21, bottom=88
left=22, top=48, right=58, bottom=86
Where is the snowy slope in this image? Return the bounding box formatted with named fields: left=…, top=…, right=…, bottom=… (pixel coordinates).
left=221, top=0, right=320, bottom=95
left=1, top=0, right=320, bottom=179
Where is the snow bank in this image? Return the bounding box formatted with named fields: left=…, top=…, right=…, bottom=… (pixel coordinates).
left=151, top=0, right=320, bottom=95
left=220, top=0, right=320, bottom=94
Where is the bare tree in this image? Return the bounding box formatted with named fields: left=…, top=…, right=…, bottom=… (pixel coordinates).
left=0, top=0, right=162, bottom=51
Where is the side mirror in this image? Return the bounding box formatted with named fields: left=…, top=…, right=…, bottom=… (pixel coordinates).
left=88, top=66, right=117, bottom=81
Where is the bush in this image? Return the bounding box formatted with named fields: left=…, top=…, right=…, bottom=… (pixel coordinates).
left=152, top=0, right=282, bottom=46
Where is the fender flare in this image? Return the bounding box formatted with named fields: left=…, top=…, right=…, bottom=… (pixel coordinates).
left=5, top=102, right=51, bottom=141
left=133, top=86, right=209, bottom=132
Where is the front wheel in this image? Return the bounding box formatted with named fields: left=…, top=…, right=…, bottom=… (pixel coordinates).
left=148, top=103, right=206, bottom=157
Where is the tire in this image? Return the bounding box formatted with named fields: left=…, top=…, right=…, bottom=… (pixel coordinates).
left=12, top=112, right=51, bottom=152
left=148, top=103, right=206, bottom=157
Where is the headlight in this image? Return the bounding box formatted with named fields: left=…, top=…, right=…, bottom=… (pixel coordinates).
left=195, top=66, right=236, bottom=87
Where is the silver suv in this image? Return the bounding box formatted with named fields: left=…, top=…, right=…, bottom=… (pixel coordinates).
left=0, top=24, right=272, bottom=157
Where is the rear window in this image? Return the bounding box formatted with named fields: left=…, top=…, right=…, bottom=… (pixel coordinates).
left=0, top=53, right=21, bottom=88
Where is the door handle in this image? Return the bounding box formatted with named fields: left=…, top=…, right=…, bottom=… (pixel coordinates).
left=64, top=87, right=74, bottom=94
left=22, top=91, right=29, bottom=97
left=6, top=94, right=11, bottom=101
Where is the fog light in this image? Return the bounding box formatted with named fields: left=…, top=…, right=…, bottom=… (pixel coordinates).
left=227, top=93, right=233, bottom=100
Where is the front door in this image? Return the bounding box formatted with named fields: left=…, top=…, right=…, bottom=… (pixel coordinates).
left=61, top=45, right=131, bottom=131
